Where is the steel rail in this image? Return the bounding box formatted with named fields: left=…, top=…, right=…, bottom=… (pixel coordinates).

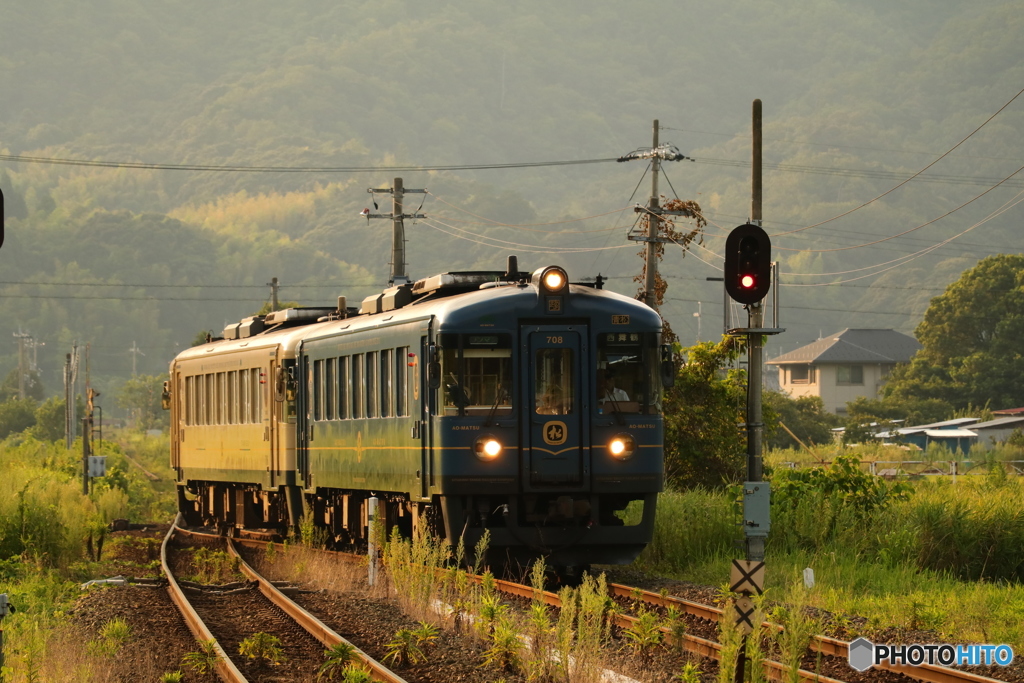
left=606, top=582, right=1007, bottom=683
left=223, top=536, right=408, bottom=683
left=172, top=531, right=1004, bottom=683
left=485, top=576, right=845, bottom=683
left=161, top=515, right=249, bottom=683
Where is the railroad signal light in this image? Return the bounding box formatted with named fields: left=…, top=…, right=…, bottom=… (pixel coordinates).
left=725, top=224, right=772, bottom=305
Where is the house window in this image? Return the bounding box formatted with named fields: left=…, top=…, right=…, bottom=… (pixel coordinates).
left=836, top=365, right=863, bottom=385
left=789, top=365, right=815, bottom=385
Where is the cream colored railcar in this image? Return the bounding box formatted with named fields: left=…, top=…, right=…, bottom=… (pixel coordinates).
left=170, top=324, right=310, bottom=528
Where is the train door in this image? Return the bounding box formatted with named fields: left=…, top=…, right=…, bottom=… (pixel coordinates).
left=268, top=357, right=279, bottom=488
left=170, top=368, right=182, bottom=475
left=418, top=334, right=433, bottom=500
left=524, top=326, right=588, bottom=487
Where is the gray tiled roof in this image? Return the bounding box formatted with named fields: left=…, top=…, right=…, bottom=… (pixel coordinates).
left=971, top=416, right=1024, bottom=430
left=767, top=329, right=921, bottom=365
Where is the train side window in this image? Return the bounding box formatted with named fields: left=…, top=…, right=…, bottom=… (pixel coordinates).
left=325, top=358, right=336, bottom=420
left=218, top=373, right=228, bottom=424
left=236, top=371, right=244, bottom=423
left=312, top=359, right=323, bottom=421
left=366, top=351, right=378, bottom=418
left=380, top=349, right=392, bottom=418
left=201, top=374, right=211, bottom=425
left=209, top=374, right=217, bottom=425
left=396, top=346, right=409, bottom=417
left=241, top=370, right=250, bottom=423
left=184, top=376, right=193, bottom=426
left=227, top=371, right=237, bottom=424
left=250, top=368, right=261, bottom=423
left=196, top=375, right=203, bottom=426
left=338, top=356, right=349, bottom=419
left=352, top=354, right=364, bottom=418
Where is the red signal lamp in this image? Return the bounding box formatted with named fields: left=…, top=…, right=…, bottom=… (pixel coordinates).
left=724, top=223, right=772, bottom=304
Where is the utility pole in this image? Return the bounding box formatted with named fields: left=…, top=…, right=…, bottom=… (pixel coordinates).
left=12, top=331, right=29, bottom=399
left=618, top=120, right=693, bottom=311
left=267, top=277, right=280, bottom=311
left=365, top=178, right=427, bottom=286
left=128, top=341, right=145, bottom=376
left=645, top=120, right=661, bottom=309
left=65, top=342, right=78, bottom=448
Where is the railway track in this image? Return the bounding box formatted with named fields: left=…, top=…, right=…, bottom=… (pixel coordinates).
left=166, top=524, right=1012, bottom=683
left=597, top=583, right=1009, bottom=683
left=161, top=516, right=408, bottom=682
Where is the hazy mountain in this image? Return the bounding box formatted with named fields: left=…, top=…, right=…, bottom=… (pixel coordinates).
left=1, top=0, right=1021, bottom=405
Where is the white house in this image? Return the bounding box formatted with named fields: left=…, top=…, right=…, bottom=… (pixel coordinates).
left=767, top=329, right=921, bottom=415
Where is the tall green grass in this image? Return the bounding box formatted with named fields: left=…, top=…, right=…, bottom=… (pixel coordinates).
left=634, top=486, right=737, bottom=574
left=639, top=472, right=1024, bottom=649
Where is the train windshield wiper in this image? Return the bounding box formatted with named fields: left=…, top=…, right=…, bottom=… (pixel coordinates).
left=483, top=386, right=508, bottom=428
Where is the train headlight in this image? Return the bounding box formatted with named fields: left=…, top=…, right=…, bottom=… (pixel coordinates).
left=474, top=435, right=503, bottom=461
left=543, top=268, right=566, bottom=291
left=533, top=266, right=569, bottom=293
left=608, top=433, right=636, bottom=461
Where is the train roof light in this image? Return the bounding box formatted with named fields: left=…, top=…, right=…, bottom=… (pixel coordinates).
left=532, top=266, right=569, bottom=293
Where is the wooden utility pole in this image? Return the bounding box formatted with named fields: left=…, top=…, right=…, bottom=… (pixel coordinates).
left=618, top=121, right=692, bottom=312
left=644, top=120, right=661, bottom=310
left=267, top=277, right=280, bottom=311
left=65, top=342, right=78, bottom=448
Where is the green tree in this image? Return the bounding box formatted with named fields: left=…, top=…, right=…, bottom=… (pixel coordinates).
left=28, top=396, right=66, bottom=442
left=663, top=337, right=773, bottom=488
left=0, top=398, right=38, bottom=439
left=841, top=395, right=952, bottom=443
left=884, top=254, right=1024, bottom=410
left=764, top=393, right=839, bottom=450
left=116, top=374, right=169, bottom=431
left=0, top=368, right=45, bottom=403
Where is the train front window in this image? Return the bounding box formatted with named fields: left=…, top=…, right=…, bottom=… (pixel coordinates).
left=535, top=348, right=575, bottom=415
left=440, top=334, right=513, bottom=416
left=597, top=332, right=660, bottom=415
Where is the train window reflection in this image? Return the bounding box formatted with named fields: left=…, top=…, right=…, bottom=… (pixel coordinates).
left=535, top=348, right=574, bottom=415
left=596, top=332, right=659, bottom=415
left=441, top=334, right=513, bottom=416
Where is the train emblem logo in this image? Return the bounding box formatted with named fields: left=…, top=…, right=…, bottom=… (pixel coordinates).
left=543, top=421, right=567, bottom=445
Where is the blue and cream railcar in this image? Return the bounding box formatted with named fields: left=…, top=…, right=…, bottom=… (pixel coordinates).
left=171, top=261, right=667, bottom=569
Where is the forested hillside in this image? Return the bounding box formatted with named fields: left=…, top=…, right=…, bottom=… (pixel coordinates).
left=0, top=0, right=1021, bottom=407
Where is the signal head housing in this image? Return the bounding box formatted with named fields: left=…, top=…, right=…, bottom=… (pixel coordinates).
left=724, top=223, right=772, bottom=305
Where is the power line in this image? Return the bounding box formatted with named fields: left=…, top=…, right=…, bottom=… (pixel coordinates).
left=659, top=125, right=1024, bottom=163
left=0, top=280, right=386, bottom=289
left=771, top=85, right=1024, bottom=236
left=0, top=153, right=619, bottom=173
